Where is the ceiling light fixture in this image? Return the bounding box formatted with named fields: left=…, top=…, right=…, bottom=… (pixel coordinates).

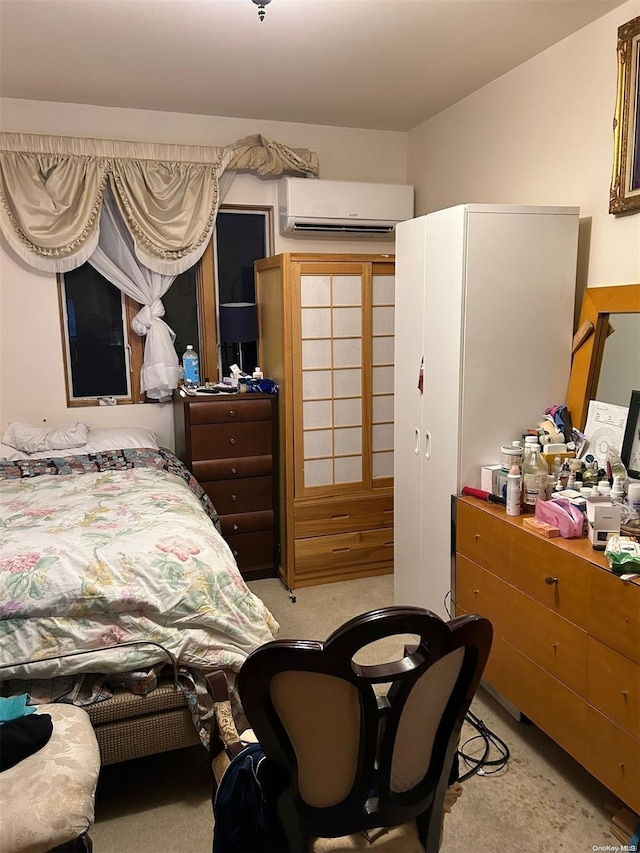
left=251, top=0, right=271, bottom=22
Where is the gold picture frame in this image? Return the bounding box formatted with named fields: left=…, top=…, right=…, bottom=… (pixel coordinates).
left=610, top=15, right=640, bottom=214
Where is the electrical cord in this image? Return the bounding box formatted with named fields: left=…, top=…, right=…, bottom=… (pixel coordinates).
left=457, top=708, right=511, bottom=781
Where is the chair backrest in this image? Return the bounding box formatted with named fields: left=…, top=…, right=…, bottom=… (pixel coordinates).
left=237, top=607, right=493, bottom=851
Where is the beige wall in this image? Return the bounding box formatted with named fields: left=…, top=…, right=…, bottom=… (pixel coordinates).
left=407, top=0, right=640, bottom=295
left=0, top=100, right=407, bottom=446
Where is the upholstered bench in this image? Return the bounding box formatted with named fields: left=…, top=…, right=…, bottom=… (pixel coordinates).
left=0, top=703, right=100, bottom=853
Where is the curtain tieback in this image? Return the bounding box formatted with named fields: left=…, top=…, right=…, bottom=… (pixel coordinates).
left=131, top=300, right=165, bottom=336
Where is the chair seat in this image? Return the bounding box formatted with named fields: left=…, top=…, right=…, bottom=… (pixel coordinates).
left=313, top=822, right=425, bottom=851
left=0, top=703, right=100, bottom=853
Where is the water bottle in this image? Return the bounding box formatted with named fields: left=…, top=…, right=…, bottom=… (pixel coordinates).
left=182, top=345, right=200, bottom=387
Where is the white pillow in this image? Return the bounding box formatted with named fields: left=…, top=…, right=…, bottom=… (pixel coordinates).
left=2, top=422, right=91, bottom=454
left=0, top=426, right=159, bottom=460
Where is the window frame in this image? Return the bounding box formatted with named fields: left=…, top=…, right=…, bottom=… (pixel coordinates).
left=57, top=203, right=273, bottom=406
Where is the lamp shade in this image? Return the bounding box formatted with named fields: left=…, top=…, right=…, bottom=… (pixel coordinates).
left=219, top=302, right=258, bottom=343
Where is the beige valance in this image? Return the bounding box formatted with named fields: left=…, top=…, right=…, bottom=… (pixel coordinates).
left=0, top=132, right=319, bottom=274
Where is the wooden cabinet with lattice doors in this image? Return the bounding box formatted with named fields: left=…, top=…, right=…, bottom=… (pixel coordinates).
left=255, top=253, right=395, bottom=589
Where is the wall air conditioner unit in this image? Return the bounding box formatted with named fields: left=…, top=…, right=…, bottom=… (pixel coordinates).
left=278, top=177, right=414, bottom=236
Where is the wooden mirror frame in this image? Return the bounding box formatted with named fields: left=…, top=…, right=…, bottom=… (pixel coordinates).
left=567, top=283, right=640, bottom=430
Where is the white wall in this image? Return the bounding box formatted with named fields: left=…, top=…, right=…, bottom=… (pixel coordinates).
left=407, top=0, right=640, bottom=294
left=0, top=100, right=407, bottom=447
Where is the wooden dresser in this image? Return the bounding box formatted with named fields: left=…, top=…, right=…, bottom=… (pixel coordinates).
left=173, top=392, right=278, bottom=581
left=454, top=496, right=639, bottom=813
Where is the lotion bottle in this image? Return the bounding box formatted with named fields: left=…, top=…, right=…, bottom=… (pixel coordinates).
left=506, top=464, right=522, bottom=517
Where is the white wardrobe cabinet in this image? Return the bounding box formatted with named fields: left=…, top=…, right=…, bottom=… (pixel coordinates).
left=393, top=204, right=580, bottom=617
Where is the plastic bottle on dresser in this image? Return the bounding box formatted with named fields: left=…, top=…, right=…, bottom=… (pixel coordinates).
left=521, top=442, right=548, bottom=510
left=182, top=345, right=200, bottom=387
left=506, top=464, right=522, bottom=516
left=627, top=482, right=640, bottom=514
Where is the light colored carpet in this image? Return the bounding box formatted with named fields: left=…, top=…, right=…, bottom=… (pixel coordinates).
left=91, top=575, right=621, bottom=852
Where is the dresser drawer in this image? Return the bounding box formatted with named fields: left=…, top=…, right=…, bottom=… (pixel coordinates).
left=456, top=501, right=588, bottom=625
left=584, top=706, right=640, bottom=813
left=294, top=494, right=393, bottom=538
left=193, top=455, right=272, bottom=481
left=588, top=569, right=640, bottom=664
left=226, top=530, right=274, bottom=572
left=203, top=477, right=273, bottom=514
left=219, top=511, right=273, bottom=537
left=188, top=398, right=272, bottom=424
left=587, top=636, right=640, bottom=738
left=295, top=528, right=394, bottom=576
left=190, top=422, right=272, bottom=460
left=482, top=632, right=587, bottom=767
left=456, top=555, right=588, bottom=695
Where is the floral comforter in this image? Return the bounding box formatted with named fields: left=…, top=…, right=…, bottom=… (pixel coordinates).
left=0, top=449, right=278, bottom=683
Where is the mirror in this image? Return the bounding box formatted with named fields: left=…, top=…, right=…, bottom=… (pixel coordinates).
left=566, top=283, right=640, bottom=430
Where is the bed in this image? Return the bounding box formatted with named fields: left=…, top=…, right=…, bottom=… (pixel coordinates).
left=0, top=425, right=279, bottom=764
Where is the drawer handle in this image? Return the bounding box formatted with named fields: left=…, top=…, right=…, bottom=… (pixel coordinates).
left=551, top=643, right=558, bottom=653
left=230, top=438, right=236, bottom=445
left=474, top=534, right=480, bottom=544
left=229, top=410, right=236, bottom=417
left=332, top=514, right=349, bottom=520
left=545, top=576, right=559, bottom=585
left=232, top=494, right=238, bottom=501
left=621, top=690, right=629, bottom=701
left=231, top=467, right=237, bottom=475
left=233, top=524, right=239, bottom=531
left=233, top=550, right=239, bottom=557
left=473, top=589, right=480, bottom=597
left=333, top=547, right=350, bottom=553
left=384, top=541, right=393, bottom=547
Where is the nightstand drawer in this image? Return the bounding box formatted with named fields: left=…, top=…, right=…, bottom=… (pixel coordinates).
left=203, top=477, right=273, bottom=514
left=226, top=530, right=274, bottom=571
left=219, top=511, right=274, bottom=536
left=193, top=455, right=272, bottom=481
left=190, top=422, right=271, bottom=460
left=189, top=398, right=272, bottom=424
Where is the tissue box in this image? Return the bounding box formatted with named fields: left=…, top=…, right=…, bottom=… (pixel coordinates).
left=481, top=465, right=503, bottom=495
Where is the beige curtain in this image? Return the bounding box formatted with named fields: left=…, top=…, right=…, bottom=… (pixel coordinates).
left=0, top=132, right=318, bottom=275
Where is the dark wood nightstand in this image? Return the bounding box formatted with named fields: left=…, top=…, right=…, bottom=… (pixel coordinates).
left=173, top=392, right=278, bottom=581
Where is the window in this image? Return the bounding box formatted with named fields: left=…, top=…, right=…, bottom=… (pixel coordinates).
left=58, top=206, right=272, bottom=405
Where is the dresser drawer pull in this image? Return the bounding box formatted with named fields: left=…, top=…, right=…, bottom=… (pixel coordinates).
left=551, top=643, right=558, bottom=653
left=233, top=524, right=239, bottom=531
left=230, top=438, right=236, bottom=445
left=473, top=589, right=480, bottom=597
left=545, top=576, right=559, bottom=585
left=233, top=550, right=239, bottom=557
left=332, top=514, right=349, bottom=520
left=621, top=690, right=629, bottom=701
left=384, top=541, right=393, bottom=547
left=333, top=547, right=350, bottom=553
left=229, top=410, right=236, bottom=417
left=232, top=494, right=238, bottom=501
left=231, top=467, right=237, bottom=475
left=474, top=534, right=480, bottom=543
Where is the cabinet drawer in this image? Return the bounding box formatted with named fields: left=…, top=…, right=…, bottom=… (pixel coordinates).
left=294, top=494, right=393, bottom=538
left=588, top=569, right=640, bottom=664
left=482, top=632, right=587, bottom=767
left=203, top=477, right=273, bottom=515
left=193, top=455, right=272, bottom=481
left=587, top=636, right=640, bottom=738
left=456, top=555, right=588, bottom=695
left=219, top=511, right=273, bottom=537
left=456, top=501, right=588, bottom=625
left=190, top=422, right=271, bottom=460
left=226, top=530, right=274, bottom=572
left=188, top=398, right=272, bottom=424
left=584, top=706, right=640, bottom=813
left=295, top=528, right=394, bottom=576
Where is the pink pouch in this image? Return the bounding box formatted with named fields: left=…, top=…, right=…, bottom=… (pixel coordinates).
left=534, top=498, right=584, bottom=538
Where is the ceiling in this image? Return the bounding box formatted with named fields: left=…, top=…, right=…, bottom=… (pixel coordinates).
left=0, top=0, right=626, bottom=132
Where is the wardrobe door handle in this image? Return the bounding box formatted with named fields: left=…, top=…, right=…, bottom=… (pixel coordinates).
left=414, top=427, right=420, bottom=455
left=424, top=430, right=432, bottom=460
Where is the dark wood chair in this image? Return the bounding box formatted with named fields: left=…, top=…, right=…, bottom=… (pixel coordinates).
left=230, top=606, right=492, bottom=852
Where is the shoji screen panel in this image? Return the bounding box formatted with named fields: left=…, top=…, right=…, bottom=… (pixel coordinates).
left=371, top=267, right=395, bottom=486
left=295, top=265, right=366, bottom=497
